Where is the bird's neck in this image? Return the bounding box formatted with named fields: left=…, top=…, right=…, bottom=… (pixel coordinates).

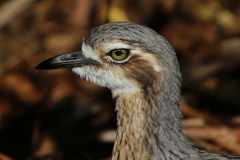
left=112, top=87, right=194, bottom=160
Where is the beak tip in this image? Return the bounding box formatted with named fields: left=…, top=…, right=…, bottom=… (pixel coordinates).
left=35, top=63, right=44, bottom=70
left=35, top=59, right=56, bottom=70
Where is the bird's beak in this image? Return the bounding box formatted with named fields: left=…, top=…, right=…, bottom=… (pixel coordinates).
left=35, top=50, right=99, bottom=70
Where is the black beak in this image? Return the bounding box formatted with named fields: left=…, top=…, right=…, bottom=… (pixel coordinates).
left=35, top=50, right=99, bottom=70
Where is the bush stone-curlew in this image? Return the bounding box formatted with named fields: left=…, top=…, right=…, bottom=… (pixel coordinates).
left=36, top=22, right=240, bottom=160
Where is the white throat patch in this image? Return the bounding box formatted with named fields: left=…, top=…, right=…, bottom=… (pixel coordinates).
left=72, top=66, right=139, bottom=97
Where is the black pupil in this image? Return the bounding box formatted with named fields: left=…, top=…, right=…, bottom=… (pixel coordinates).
left=115, top=50, right=123, bottom=56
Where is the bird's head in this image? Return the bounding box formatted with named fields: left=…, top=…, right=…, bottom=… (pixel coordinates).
left=36, top=22, right=181, bottom=97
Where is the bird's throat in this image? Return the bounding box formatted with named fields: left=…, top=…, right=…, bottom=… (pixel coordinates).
left=112, top=89, right=190, bottom=160
left=113, top=91, right=150, bottom=159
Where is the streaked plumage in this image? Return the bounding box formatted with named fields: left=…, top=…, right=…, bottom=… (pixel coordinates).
left=36, top=22, right=240, bottom=160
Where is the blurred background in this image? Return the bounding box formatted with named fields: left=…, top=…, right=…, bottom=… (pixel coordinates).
left=0, top=0, right=240, bottom=159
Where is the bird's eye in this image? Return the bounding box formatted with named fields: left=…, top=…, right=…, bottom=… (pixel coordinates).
left=110, top=49, right=129, bottom=61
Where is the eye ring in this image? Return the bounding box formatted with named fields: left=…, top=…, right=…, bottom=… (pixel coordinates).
left=109, top=49, right=130, bottom=61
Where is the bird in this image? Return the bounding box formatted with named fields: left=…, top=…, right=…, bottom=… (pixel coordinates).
left=36, top=22, right=240, bottom=160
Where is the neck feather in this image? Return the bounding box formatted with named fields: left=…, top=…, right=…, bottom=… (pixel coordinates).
left=112, top=84, right=197, bottom=160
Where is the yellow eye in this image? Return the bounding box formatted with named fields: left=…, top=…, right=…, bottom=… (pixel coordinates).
left=110, top=49, right=129, bottom=61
